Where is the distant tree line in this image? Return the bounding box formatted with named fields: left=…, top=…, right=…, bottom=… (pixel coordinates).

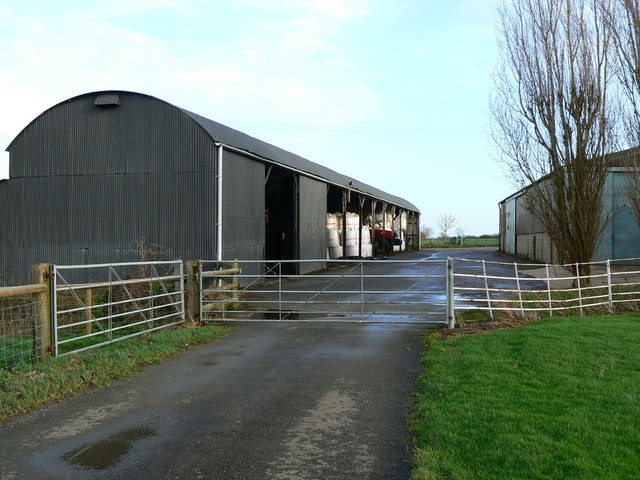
left=421, top=213, right=498, bottom=241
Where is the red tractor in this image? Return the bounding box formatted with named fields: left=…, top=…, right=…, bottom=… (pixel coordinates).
left=372, top=228, right=401, bottom=256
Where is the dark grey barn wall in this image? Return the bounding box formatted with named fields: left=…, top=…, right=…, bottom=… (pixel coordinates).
left=298, top=176, right=327, bottom=273
left=1, top=92, right=216, bottom=284
left=221, top=150, right=265, bottom=268
left=0, top=180, right=10, bottom=284
left=9, top=93, right=212, bottom=177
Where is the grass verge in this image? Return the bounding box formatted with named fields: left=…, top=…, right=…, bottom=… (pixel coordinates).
left=0, top=324, right=230, bottom=423
left=515, top=284, right=640, bottom=317
left=411, top=314, right=640, bottom=480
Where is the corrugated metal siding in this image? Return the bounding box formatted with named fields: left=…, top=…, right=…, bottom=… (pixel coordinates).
left=515, top=194, right=544, bottom=234
left=1, top=92, right=215, bottom=284
left=500, top=204, right=504, bottom=251
left=221, top=149, right=265, bottom=276
left=595, top=171, right=640, bottom=260
left=609, top=171, right=640, bottom=259
left=10, top=93, right=210, bottom=177
left=504, top=170, right=640, bottom=263
left=516, top=233, right=554, bottom=263
left=595, top=172, right=616, bottom=260
left=0, top=180, right=11, bottom=284
left=298, top=176, right=327, bottom=274
left=505, top=197, right=517, bottom=254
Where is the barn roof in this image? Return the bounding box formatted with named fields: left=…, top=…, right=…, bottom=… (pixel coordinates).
left=180, top=109, right=418, bottom=211
left=6, top=90, right=418, bottom=211
left=497, top=146, right=640, bottom=205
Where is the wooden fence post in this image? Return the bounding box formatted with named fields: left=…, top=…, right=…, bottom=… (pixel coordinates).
left=31, top=263, right=53, bottom=360
left=184, top=260, right=201, bottom=323
left=85, top=288, right=93, bottom=334
left=232, top=259, right=239, bottom=305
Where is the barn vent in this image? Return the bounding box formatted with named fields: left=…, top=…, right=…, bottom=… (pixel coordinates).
left=94, top=93, right=121, bottom=107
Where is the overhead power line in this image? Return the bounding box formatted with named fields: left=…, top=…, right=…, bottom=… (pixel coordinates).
left=227, top=121, right=484, bottom=136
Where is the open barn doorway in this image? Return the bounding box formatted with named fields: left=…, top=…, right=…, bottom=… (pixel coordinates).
left=265, top=166, right=298, bottom=274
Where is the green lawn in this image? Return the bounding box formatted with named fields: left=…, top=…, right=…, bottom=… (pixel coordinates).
left=412, top=315, right=640, bottom=480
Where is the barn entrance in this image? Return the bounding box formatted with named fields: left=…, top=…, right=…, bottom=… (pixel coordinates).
left=265, top=166, right=298, bottom=274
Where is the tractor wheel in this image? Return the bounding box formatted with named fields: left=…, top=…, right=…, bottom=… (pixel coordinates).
left=374, top=237, right=391, bottom=256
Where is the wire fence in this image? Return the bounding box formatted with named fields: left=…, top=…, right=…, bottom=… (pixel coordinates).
left=452, top=257, right=640, bottom=318
left=0, top=294, right=42, bottom=370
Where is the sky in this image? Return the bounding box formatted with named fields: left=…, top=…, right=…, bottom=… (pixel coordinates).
left=0, top=0, right=513, bottom=236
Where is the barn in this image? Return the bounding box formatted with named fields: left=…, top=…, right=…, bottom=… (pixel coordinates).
left=0, top=90, right=420, bottom=284
left=498, top=148, right=640, bottom=263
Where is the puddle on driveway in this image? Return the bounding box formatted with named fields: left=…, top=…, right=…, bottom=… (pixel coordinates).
left=62, top=427, right=153, bottom=470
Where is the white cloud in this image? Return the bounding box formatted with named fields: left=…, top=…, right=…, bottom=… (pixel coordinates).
left=0, top=0, right=378, bottom=142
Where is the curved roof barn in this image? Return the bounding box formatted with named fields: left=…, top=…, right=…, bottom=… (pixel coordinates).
left=0, top=90, right=420, bottom=284
left=8, top=90, right=418, bottom=212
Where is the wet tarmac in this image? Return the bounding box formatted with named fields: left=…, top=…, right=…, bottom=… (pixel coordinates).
left=0, top=322, right=424, bottom=480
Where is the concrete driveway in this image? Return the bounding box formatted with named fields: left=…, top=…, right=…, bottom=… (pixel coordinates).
left=0, top=247, right=519, bottom=480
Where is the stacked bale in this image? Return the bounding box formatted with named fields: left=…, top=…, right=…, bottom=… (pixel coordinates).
left=344, top=213, right=360, bottom=257
left=327, top=213, right=343, bottom=259
left=360, top=227, right=373, bottom=257
left=327, top=212, right=372, bottom=258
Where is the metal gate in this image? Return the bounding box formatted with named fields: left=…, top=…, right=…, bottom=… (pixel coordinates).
left=52, top=261, right=185, bottom=356
left=199, top=259, right=453, bottom=325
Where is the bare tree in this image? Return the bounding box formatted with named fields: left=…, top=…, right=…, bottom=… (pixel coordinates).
left=604, top=0, right=640, bottom=225
left=606, top=0, right=640, bottom=143
left=420, top=225, right=434, bottom=240
left=437, top=213, right=457, bottom=240
left=455, top=227, right=465, bottom=238
left=491, top=0, right=617, bottom=275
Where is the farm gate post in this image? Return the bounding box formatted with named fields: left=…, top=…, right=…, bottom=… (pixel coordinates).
left=31, top=263, right=53, bottom=360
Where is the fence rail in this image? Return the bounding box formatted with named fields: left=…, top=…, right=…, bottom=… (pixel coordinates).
left=451, top=257, right=640, bottom=318
left=52, top=261, right=185, bottom=356
left=199, top=259, right=452, bottom=325
left=3, top=254, right=640, bottom=370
